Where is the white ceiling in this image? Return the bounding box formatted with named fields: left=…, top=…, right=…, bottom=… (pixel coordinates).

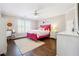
left=0, top=3, right=75, bottom=20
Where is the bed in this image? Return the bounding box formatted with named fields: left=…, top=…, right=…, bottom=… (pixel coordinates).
left=26, top=24, right=51, bottom=41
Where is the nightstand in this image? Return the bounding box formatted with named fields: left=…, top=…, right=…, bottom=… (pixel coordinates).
left=50, top=32, right=57, bottom=39
left=6, top=30, right=15, bottom=40
left=11, top=32, right=15, bottom=39
left=6, top=31, right=12, bottom=40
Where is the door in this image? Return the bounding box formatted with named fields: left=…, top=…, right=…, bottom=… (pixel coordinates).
left=0, top=17, right=7, bottom=54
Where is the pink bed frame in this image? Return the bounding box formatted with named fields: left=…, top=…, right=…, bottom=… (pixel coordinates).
left=26, top=24, right=51, bottom=41
left=26, top=33, right=50, bottom=41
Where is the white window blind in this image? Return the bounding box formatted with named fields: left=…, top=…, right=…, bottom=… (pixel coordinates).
left=17, top=19, right=31, bottom=33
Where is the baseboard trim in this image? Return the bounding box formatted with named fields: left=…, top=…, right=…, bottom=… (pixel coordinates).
left=50, top=37, right=56, bottom=40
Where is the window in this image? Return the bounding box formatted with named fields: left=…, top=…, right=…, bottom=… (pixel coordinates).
left=25, top=20, right=31, bottom=32
left=17, top=19, right=31, bottom=33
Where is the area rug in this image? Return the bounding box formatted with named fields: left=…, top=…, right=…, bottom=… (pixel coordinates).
left=14, top=38, right=45, bottom=54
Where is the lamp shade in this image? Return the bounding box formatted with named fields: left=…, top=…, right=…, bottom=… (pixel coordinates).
left=51, top=24, right=58, bottom=32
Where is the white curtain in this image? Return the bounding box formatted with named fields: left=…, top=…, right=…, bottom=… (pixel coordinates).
left=17, top=19, right=31, bottom=33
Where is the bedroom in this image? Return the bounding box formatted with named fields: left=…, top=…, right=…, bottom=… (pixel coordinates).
left=0, top=3, right=77, bottom=56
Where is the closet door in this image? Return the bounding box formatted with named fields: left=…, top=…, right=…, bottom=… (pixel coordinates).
left=0, top=17, right=7, bottom=54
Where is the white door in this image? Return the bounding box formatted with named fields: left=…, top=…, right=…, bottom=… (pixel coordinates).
left=0, top=17, right=7, bottom=54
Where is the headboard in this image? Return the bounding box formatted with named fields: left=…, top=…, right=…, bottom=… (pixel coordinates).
left=40, top=24, right=51, bottom=32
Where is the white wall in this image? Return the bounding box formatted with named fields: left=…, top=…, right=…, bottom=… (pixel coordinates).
left=65, top=4, right=78, bottom=32
left=37, top=4, right=77, bottom=33
left=52, top=15, right=66, bottom=32
left=65, top=8, right=75, bottom=32
left=38, top=14, right=66, bottom=32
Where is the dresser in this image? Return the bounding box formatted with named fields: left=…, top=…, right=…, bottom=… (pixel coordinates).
left=57, top=31, right=79, bottom=56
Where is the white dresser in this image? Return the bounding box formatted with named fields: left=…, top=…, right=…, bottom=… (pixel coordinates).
left=57, top=31, right=79, bottom=56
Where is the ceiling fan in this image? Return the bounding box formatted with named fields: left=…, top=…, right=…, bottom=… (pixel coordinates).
left=33, top=9, right=39, bottom=16
left=32, top=8, right=45, bottom=19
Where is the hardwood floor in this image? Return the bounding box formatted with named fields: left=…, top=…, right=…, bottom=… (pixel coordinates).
left=6, top=38, right=56, bottom=56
